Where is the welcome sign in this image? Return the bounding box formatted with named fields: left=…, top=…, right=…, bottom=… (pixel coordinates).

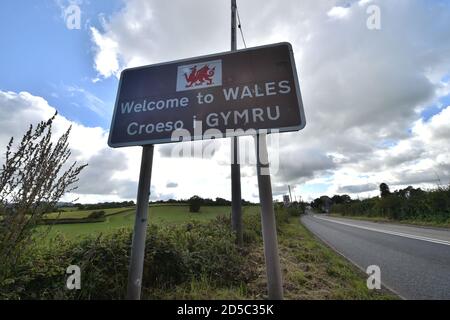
left=108, top=42, right=305, bottom=148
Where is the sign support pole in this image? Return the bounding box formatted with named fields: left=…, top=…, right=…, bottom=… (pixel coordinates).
left=126, top=144, right=154, bottom=300
left=255, top=133, right=284, bottom=300
left=231, top=0, right=243, bottom=246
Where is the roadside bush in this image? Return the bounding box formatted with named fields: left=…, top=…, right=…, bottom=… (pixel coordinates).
left=332, top=185, right=450, bottom=223
left=286, top=205, right=300, bottom=217
left=242, top=212, right=262, bottom=245
left=275, top=206, right=290, bottom=228
left=88, top=211, right=106, bottom=219
left=0, top=231, right=130, bottom=300
left=143, top=226, right=189, bottom=289
left=0, top=214, right=259, bottom=299
left=166, top=215, right=256, bottom=286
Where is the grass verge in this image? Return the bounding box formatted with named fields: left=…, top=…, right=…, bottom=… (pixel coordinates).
left=245, top=217, right=397, bottom=300
left=141, top=216, right=398, bottom=300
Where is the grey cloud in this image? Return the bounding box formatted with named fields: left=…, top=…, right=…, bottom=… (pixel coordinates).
left=431, top=123, right=450, bottom=142
left=76, top=148, right=137, bottom=196
left=276, top=149, right=337, bottom=184
left=271, top=184, right=291, bottom=197
left=391, top=170, right=447, bottom=187
left=337, top=183, right=378, bottom=194
left=166, top=182, right=178, bottom=188
left=384, top=149, right=425, bottom=169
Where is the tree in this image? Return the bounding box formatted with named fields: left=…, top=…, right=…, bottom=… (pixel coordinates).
left=0, top=113, right=87, bottom=264
left=188, top=195, right=202, bottom=213
left=311, top=198, right=323, bottom=210
left=379, top=183, right=391, bottom=198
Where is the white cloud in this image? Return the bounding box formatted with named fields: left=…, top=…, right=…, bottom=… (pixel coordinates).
left=358, top=0, right=373, bottom=7
left=0, top=90, right=135, bottom=202
left=90, top=0, right=230, bottom=79
left=90, top=27, right=120, bottom=78
left=327, top=6, right=351, bottom=19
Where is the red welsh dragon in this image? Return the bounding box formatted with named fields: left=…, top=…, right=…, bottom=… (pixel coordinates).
left=184, top=64, right=216, bottom=88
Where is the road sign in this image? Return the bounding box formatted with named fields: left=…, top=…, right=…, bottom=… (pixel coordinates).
left=108, top=42, right=305, bottom=148
left=283, top=195, right=291, bottom=207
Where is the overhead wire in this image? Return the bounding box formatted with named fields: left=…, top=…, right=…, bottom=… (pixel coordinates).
left=236, top=3, right=247, bottom=48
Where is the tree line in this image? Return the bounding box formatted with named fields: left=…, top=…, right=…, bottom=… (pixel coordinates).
left=72, top=201, right=135, bottom=211
left=312, top=183, right=450, bottom=223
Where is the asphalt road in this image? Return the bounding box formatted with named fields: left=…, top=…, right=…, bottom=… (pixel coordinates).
left=301, top=214, right=450, bottom=299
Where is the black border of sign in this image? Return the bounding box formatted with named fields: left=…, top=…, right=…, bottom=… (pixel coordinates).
left=108, top=42, right=306, bottom=148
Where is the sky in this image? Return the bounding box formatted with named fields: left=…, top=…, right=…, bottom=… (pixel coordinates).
left=0, top=0, right=450, bottom=203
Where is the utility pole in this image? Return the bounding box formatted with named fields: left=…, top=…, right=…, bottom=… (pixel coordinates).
left=230, top=0, right=243, bottom=246
left=288, top=185, right=292, bottom=203
left=126, top=145, right=154, bottom=300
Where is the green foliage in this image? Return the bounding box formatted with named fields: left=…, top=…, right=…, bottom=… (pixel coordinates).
left=332, top=185, right=450, bottom=223
left=275, top=206, right=290, bottom=227
left=188, top=196, right=202, bottom=213
left=87, top=211, right=106, bottom=219
left=285, top=202, right=307, bottom=217
left=0, top=114, right=86, bottom=282
left=379, top=183, right=391, bottom=198
left=74, top=201, right=135, bottom=211
left=0, top=215, right=258, bottom=300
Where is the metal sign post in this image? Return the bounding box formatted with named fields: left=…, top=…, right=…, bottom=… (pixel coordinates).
left=230, top=0, right=243, bottom=246
left=255, top=134, right=283, bottom=300
left=126, top=144, right=154, bottom=300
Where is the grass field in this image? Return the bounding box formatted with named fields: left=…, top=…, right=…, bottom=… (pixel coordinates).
left=44, top=207, right=135, bottom=219
left=41, top=205, right=260, bottom=240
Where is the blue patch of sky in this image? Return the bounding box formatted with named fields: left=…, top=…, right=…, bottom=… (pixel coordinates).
left=0, top=0, right=123, bottom=128
left=298, top=183, right=330, bottom=195
left=442, top=74, right=450, bottom=83
left=418, top=73, right=450, bottom=122
left=421, top=93, right=450, bottom=122
left=378, top=139, right=397, bottom=148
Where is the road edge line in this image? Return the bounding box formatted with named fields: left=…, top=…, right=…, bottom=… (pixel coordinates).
left=315, top=216, right=450, bottom=247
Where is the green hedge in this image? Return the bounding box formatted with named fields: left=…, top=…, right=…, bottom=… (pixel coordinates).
left=332, top=186, right=450, bottom=223
left=0, top=214, right=266, bottom=299
left=0, top=206, right=294, bottom=300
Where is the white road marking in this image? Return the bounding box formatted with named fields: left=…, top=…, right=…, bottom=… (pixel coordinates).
left=313, top=215, right=450, bottom=247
